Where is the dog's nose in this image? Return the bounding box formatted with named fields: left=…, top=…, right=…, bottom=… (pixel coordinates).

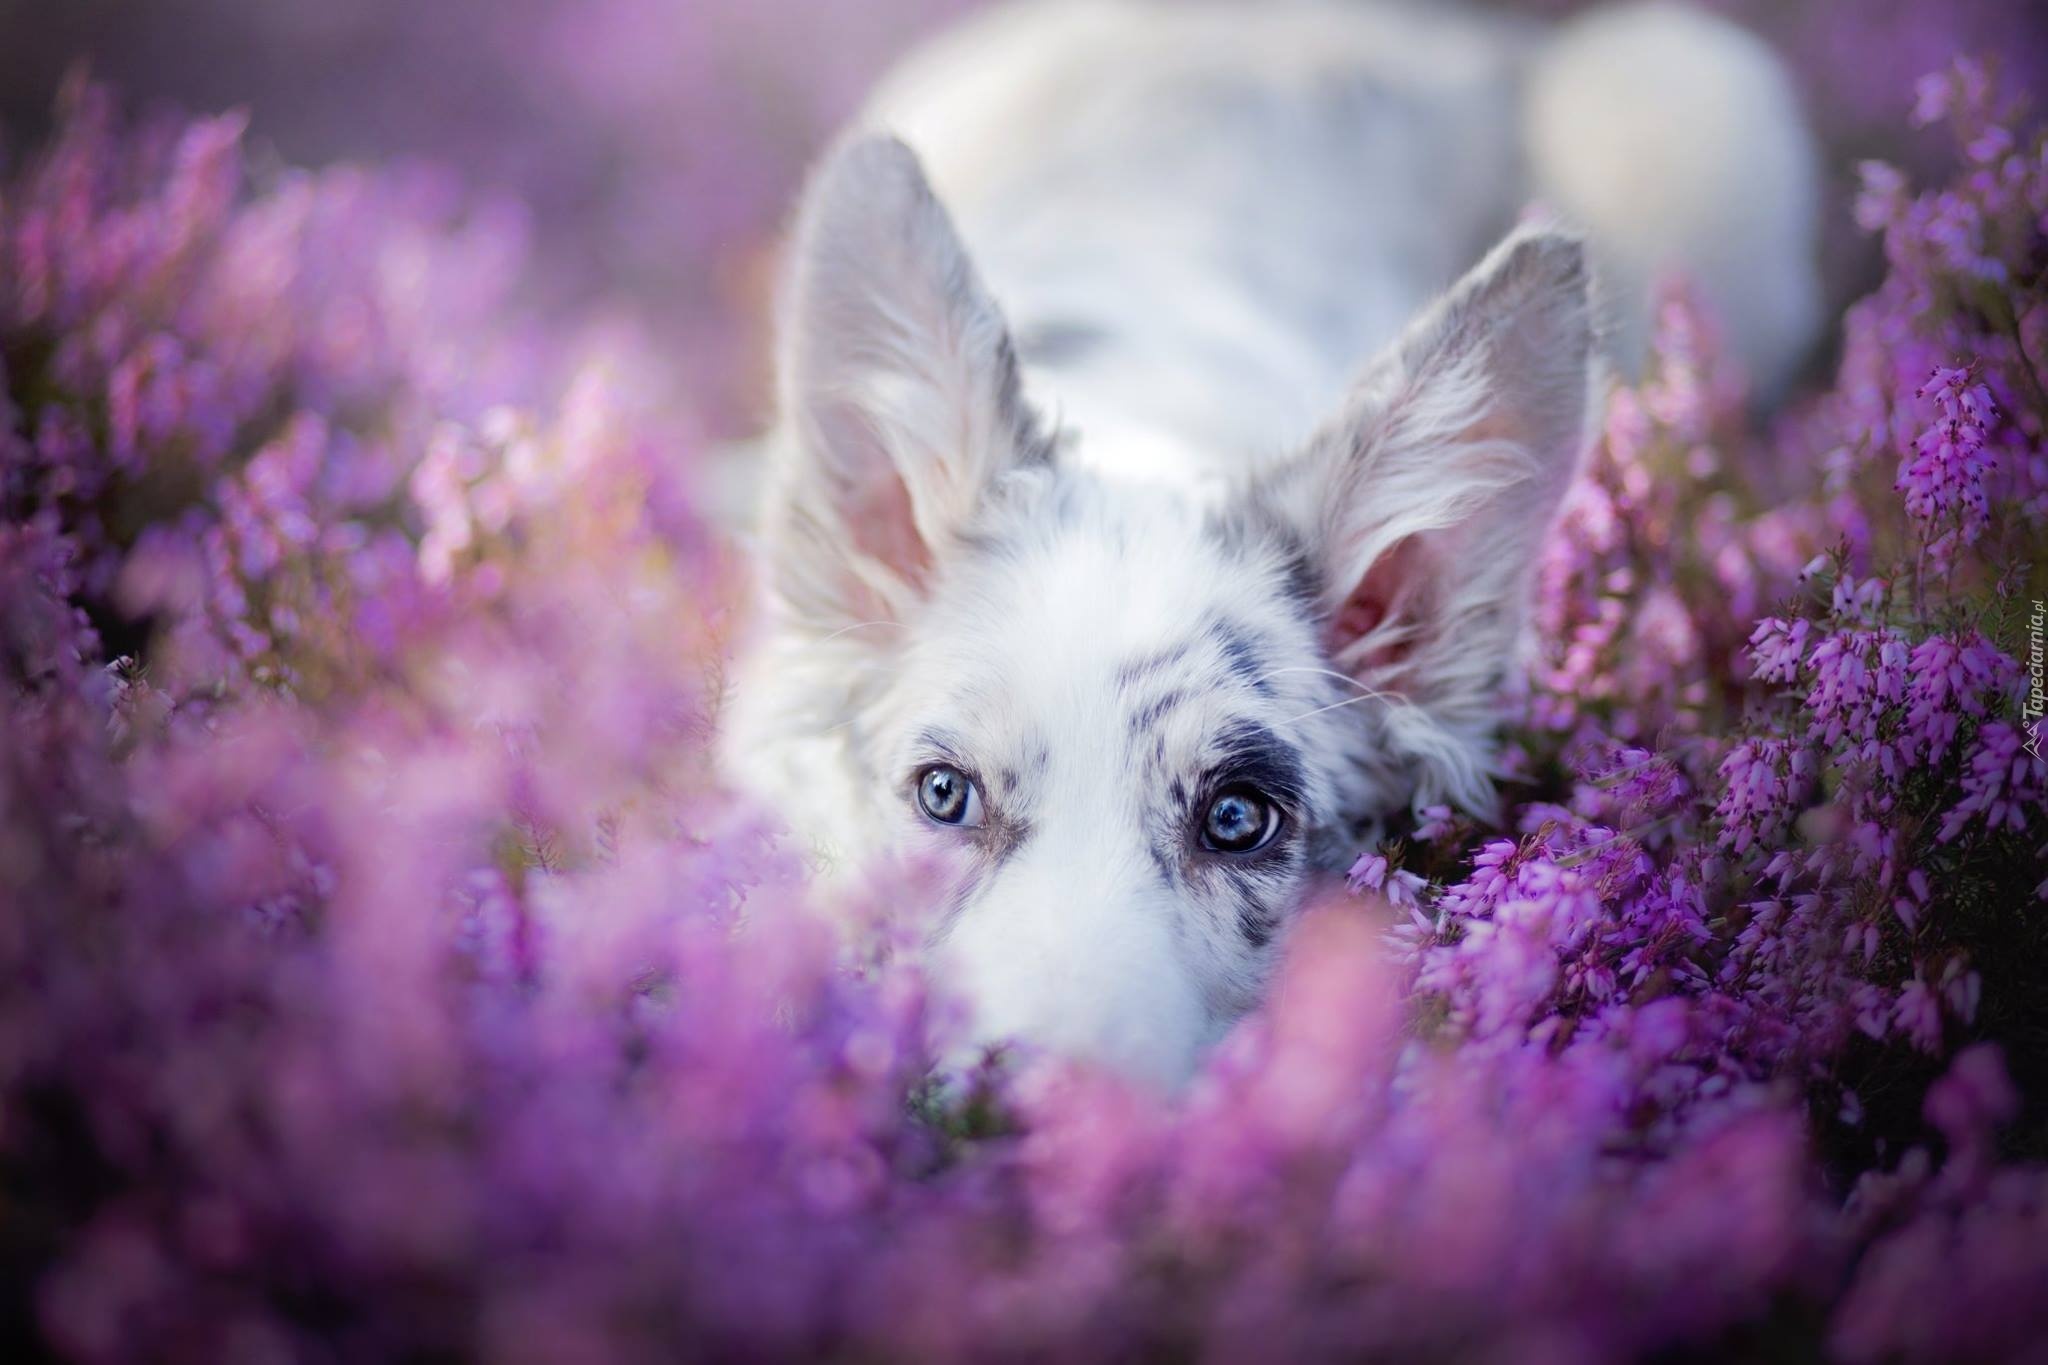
left=931, top=856, right=1206, bottom=1089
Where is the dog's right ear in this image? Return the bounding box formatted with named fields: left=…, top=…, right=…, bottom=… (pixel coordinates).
left=763, top=134, right=1046, bottom=633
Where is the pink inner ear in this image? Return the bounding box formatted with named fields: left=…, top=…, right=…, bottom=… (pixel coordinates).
left=1325, top=538, right=1421, bottom=667
left=1330, top=589, right=1386, bottom=650
left=845, top=468, right=933, bottom=591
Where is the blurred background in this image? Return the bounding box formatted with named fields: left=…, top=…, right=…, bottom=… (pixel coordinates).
left=3, top=0, right=2044, bottom=436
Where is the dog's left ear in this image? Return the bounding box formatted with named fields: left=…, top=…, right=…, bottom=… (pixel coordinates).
left=762, top=134, right=1047, bottom=633
left=1251, top=227, right=1595, bottom=813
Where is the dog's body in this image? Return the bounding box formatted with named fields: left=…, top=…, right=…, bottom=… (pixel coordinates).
left=722, top=0, right=1820, bottom=1085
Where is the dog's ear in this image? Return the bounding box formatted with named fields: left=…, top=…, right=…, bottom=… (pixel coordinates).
left=762, top=134, right=1046, bottom=632
left=1251, top=227, right=1595, bottom=813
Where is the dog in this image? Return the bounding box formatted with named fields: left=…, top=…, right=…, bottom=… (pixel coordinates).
left=721, top=0, right=1820, bottom=1087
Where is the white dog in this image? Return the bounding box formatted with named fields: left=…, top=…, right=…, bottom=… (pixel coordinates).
left=722, top=0, right=1819, bottom=1086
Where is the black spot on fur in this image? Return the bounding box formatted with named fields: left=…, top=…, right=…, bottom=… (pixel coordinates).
left=1129, top=687, right=1191, bottom=736
left=1207, top=616, right=1274, bottom=697
left=1232, top=883, right=1276, bottom=948
left=1280, top=550, right=1323, bottom=624
left=1149, top=844, right=1177, bottom=887
left=989, top=328, right=1056, bottom=469
left=1211, top=847, right=1302, bottom=949
left=1200, top=504, right=1322, bottom=627
left=1114, top=638, right=1196, bottom=693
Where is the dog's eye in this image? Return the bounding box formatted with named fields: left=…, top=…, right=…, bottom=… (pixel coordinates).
left=916, top=764, right=984, bottom=828
left=1201, top=787, right=1281, bottom=854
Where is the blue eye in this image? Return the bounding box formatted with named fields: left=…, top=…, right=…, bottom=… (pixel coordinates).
left=1202, top=787, right=1280, bottom=853
left=916, top=764, right=984, bottom=827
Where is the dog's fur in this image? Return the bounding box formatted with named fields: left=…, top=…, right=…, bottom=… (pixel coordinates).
left=721, top=0, right=1820, bottom=1086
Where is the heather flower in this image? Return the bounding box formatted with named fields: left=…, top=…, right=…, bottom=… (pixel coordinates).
left=1747, top=616, right=1810, bottom=683
left=1939, top=721, right=2047, bottom=843
left=1898, top=364, right=1999, bottom=537
left=1715, top=738, right=1809, bottom=855
left=1344, top=851, right=1425, bottom=907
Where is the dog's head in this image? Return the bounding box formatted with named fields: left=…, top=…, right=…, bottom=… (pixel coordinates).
left=724, top=137, right=1592, bottom=1086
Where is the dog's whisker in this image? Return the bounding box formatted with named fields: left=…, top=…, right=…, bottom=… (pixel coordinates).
left=1281, top=689, right=1410, bottom=726
left=1255, top=664, right=1408, bottom=710
left=813, top=619, right=907, bottom=645
left=1250, top=664, right=1380, bottom=696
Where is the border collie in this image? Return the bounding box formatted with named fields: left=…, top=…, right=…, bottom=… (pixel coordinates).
left=722, top=0, right=1820, bottom=1086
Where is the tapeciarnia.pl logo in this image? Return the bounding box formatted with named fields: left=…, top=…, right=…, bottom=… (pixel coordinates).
left=2025, top=599, right=2044, bottom=762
